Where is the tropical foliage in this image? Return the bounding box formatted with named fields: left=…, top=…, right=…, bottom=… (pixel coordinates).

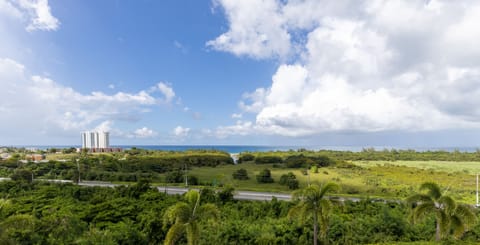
left=407, top=182, right=476, bottom=241
left=289, top=183, right=339, bottom=245
left=163, top=190, right=219, bottom=245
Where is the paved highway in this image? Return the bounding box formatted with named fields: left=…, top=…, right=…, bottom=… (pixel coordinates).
left=1, top=178, right=365, bottom=202
left=157, top=186, right=293, bottom=201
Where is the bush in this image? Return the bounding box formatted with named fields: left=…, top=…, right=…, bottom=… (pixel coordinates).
left=279, top=172, right=299, bottom=190
left=217, top=186, right=235, bottom=203
left=255, top=156, right=283, bottom=164
left=238, top=153, right=255, bottom=163
left=311, top=155, right=336, bottom=167
left=232, top=168, right=249, bottom=180
left=256, top=169, right=274, bottom=183
left=284, top=155, right=307, bottom=168
left=165, top=170, right=183, bottom=183
left=11, top=169, right=33, bottom=183
left=187, top=175, right=198, bottom=185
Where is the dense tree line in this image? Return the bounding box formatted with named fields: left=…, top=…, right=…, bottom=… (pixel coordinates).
left=0, top=180, right=479, bottom=244
left=0, top=150, right=233, bottom=182
left=239, top=148, right=480, bottom=163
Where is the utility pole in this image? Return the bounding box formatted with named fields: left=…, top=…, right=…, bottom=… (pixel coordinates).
left=307, top=167, right=311, bottom=186
left=77, top=160, right=81, bottom=184
left=184, top=164, right=188, bottom=187
left=476, top=174, right=479, bottom=207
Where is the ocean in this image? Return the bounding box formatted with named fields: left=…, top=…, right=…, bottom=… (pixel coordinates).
left=10, top=145, right=480, bottom=154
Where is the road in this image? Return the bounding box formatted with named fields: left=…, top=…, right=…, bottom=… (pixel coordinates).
left=1, top=178, right=364, bottom=202
left=156, top=186, right=293, bottom=201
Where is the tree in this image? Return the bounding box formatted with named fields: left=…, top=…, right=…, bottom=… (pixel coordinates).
left=256, top=169, right=274, bottom=183
left=289, top=183, right=339, bottom=245
left=163, top=190, right=219, bottom=245
left=11, top=169, right=33, bottom=183
left=232, top=168, right=249, bottom=180
left=407, top=182, right=476, bottom=241
left=279, top=172, right=299, bottom=190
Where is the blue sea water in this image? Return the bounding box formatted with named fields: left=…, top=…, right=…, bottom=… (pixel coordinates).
left=10, top=145, right=480, bottom=154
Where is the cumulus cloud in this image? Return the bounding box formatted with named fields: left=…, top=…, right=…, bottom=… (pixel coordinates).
left=133, top=127, right=157, bottom=138
left=151, top=82, right=175, bottom=104
left=1, top=0, right=59, bottom=31
left=231, top=113, right=242, bottom=119
left=211, top=0, right=480, bottom=137
left=207, top=0, right=291, bottom=59
left=0, top=58, right=174, bottom=139
left=172, top=126, right=190, bottom=138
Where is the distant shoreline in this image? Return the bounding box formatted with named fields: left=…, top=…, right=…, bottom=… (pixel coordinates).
left=2, top=145, right=479, bottom=154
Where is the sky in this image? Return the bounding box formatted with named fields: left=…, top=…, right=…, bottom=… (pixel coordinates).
left=1, top=0, right=480, bottom=147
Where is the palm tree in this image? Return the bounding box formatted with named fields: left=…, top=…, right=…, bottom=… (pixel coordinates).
left=163, top=190, right=219, bottom=245
left=407, top=182, right=476, bottom=241
left=289, top=183, right=339, bottom=245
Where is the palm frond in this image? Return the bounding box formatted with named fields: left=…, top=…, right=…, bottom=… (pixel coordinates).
left=197, top=203, right=219, bottom=221
left=450, top=214, right=465, bottom=239
left=185, top=190, right=200, bottom=206
left=438, top=195, right=456, bottom=214
left=412, top=202, right=435, bottom=223
left=291, top=188, right=305, bottom=201
left=420, top=182, right=442, bottom=200
left=319, top=199, right=333, bottom=216
left=163, top=202, right=191, bottom=227
left=436, top=210, right=450, bottom=238
left=164, top=223, right=186, bottom=245
left=454, top=204, right=476, bottom=226
left=186, top=222, right=199, bottom=245
left=406, top=194, right=433, bottom=205
left=319, top=183, right=339, bottom=198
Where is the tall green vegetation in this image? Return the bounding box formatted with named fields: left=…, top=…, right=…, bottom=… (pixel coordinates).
left=163, top=190, right=219, bottom=245
left=407, top=182, right=476, bottom=241
left=0, top=179, right=479, bottom=244
left=256, top=169, right=274, bottom=183
left=232, top=168, right=249, bottom=180
left=279, top=172, right=299, bottom=190
left=289, top=183, right=339, bottom=245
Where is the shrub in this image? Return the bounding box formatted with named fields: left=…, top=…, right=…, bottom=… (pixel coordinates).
left=217, top=186, right=235, bottom=203
left=255, top=156, right=283, bottom=164
left=256, top=169, right=274, bottom=183
left=11, top=169, right=33, bottom=183
left=238, top=153, right=255, bottom=163
left=187, top=175, right=198, bottom=185
left=310, top=155, right=336, bottom=167
left=279, top=172, right=299, bottom=190
left=165, top=170, right=183, bottom=183
left=284, top=155, right=307, bottom=168
left=232, top=168, right=249, bottom=180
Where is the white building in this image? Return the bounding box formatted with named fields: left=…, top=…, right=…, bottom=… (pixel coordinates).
left=81, top=131, right=109, bottom=149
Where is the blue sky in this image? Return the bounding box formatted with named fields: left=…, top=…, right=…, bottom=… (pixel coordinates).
left=1, top=0, right=480, bottom=147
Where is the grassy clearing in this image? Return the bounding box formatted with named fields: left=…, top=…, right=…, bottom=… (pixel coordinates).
left=354, top=160, right=480, bottom=174
left=184, top=161, right=479, bottom=203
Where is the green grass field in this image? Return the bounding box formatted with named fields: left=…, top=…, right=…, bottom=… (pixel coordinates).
left=355, top=160, right=480, bottom=174
left=184, top=161, right=479, bottom=203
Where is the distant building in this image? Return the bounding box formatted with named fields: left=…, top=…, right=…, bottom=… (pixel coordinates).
left=25, top=154, right=46, bottom=162
left=81, top=131, right=110, bottom=149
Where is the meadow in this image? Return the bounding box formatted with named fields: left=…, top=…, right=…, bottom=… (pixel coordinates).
left=185, top=160, right=479, bottom=203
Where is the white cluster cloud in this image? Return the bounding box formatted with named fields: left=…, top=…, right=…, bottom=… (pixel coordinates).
left=173, top=126, right=190, bottom=138
left=210, top=0, right=480, bottom=137
left=207, top=0, right=291, bottom=59
left=151, top=82, right=175, bottom=104
left=0, top=0, right=59, bottom=31
left=133, top=127, right=157, bottom=138
left=0, top=58, right=175, bottom=140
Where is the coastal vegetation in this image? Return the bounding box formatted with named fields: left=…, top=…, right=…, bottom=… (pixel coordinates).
left=1, top=147, right=480, bottom=243
left=0, top=180, right=478, bottom=244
